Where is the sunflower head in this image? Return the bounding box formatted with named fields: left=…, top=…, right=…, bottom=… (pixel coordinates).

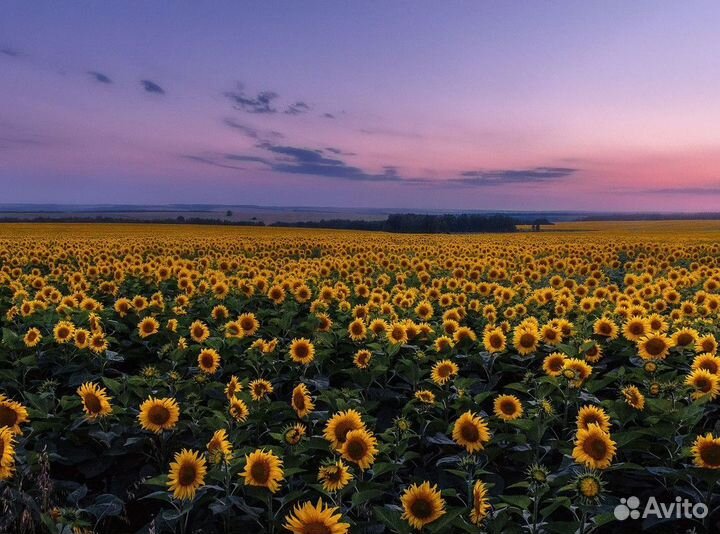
left=167, top=449, right=207, bottom=501
left=493, top=394, right=523, bottom=421
left=452, top=411, right=491, bottom=453
left=283, top=498, right=350, bottom=534
left=691, top=433, right=720, bottom=469
left=572, top=424, right=617, bottom=470
left=241, top=449, right=284, bottom=493
left=318, top=460, right=353, bottom=492
left=340, top=428, right=378, bottom=470
left=400, top=481, right=446, bottom=530
left=77, top=382, right=112, bottom=420
left=138, top=397, right=180, bottom=434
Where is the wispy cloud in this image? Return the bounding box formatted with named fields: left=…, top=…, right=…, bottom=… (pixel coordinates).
left=88, top=71, right=112, bottom=84
left=223, top=118, right=284, bottom=141
left=224, top=84, right=278, bottom=113
left=0, top=47, right=21, bottom=57
left=632, top=185, right=720, bottom=195
left=141, top=80, right=165, bottom=94
left=285, top=101, right=311, bottom=115
left=453, top=166, right=577, bottom=186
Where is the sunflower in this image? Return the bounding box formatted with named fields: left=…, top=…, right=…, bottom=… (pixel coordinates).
left=470, top=480, right=491, bottom=525
left=691, top=433, right=720, bottom=469
left=433, top=335, right=454, bottom=353
left=415, top=389, right=436, bottom=404
left=622, top=316, right=650, bottom=341
left=237, top=312, right=260, bottom=336
left=88, top=332, right=108, bottom=354
left=318, top=460, right=353, bottom=492
left=593, top=318, right=618, bottom=340
left=583, top=340, right=603, bottom=363
left=249, top=379, right=274, bottom=401
left=482, top=326, right=506, bottom=353
left=348, top=318, right=367, bottom=341
left=138, top=317, right=160, bottom=338
left=672, top=328, right=699, bottom=348
left=340, top=428, right=378, bottom=470
left=540, top=324, right=562, bottom=345
left=0, top=394, right=30, bottom=434
left=241, top=449, right=284, bottom=493
left=542, top=352, right=566, bottom=377
left=207, top=429, right=233, bottom=464
left=284, top=423, right=306, bottom=445
left=452, top=411, right=491, bottom=453
left=692, top=353, right=720, bottom=375
left=289, top=338, right=316, bottom=365
left=353, top=349, right=372, bottom=369
left=576, top=472, right=604, bottom=502
left=189, top=320, right=210, bottom=343
left=0, top=427, right=15, bottom=480
left=291, top=383, right=315, bottom=418
left=138, top=397, right=180, bottom=433
left=562, top=358, right=593, bottom=388
left=229, top=397, right=249, bottom=423
left=23, top=327, right=42, bottom=348
left=621, top=385, right=646, bottom=409
left=572, top=424, right=616, bottom=470
left=513, top=326, right=539, bottom=356
left=576, top=405, right=611, bottom=432
left=167, top=449, right=207, bottom=501
left=77, top=382, right=112, bottom=420
left=695, top=334, right=717, bottom=355
left=324, top=409, right=366, bottom=450
left=685, top=369, right=720, bottom=400
left=386, top=322, right=408, bottom=345
left=73, top=328, right=90, bottom=349
left=53, top=321, right=75, bottom=344
left=400, top=481, right=446, bottom=530
left=453, top=326, right=477, bottom=345
left=195, top=348, right=220, bottom=374
left=493, top=395, right=523, bottom=421
left=283, top=498, right=350, bottom=534
left=637, top=333, right=674, bottom=360
left=431, top=359, right=459, bottom=385
left=225, top=375, right=242, bottom=399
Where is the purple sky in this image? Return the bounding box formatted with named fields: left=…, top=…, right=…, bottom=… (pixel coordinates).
left=2, top=1, right=720, bottom=210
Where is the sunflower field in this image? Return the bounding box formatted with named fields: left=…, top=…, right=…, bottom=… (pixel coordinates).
left=1, top=221, right=720, bottom=533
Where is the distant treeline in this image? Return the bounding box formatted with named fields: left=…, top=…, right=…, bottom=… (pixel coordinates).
left=273, top=213, right=519, bottom=233
left=0, top=213, right=522, bottom=233
left=582, top=213, right=720, bottom=221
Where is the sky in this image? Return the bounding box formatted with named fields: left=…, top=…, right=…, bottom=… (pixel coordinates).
left=2, top=1, right=720, bottom=211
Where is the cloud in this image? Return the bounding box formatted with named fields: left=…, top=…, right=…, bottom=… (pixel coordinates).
left=88, top=71, right=112, bottom=84
left=453, top=166, right=577, bottom=186
left=322, top=113, right=335, bottom=119
left=224, top=84, right=278, bottom=113
left=223, top=118, right=284, bottom=140
left=0, top=47, right=20, bottom=57
left=359, top=127, right=423, bottom=139
left=185, top=143, right=401, bottom=182
left=259, top=143, right=401, bottom=181
left=633, top=185, right=720, bottom=195
left=181, top=155, right=245, bottom=170
left=325, top=147, right=356, bottom=156
left=141, top=80, right=165, bottom=94
left=285, top=101, right=311, bottom=115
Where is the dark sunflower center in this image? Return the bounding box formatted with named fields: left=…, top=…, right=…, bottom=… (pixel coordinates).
left=148, top=405, right=170, bottom=425
left=696, top=378, right=710, bottom=392
left=461, top=422, right=480, bottom=442
left=178, top=463, right=197, bottom=486
left=346, top=439, right=366, bottom=460
left=500, top=401, right=516, bottom=415
left=84, top=394, right=102, bottom=413
left=490, top=334, right=502, bottom=348
left=519, top=333, right=535, bottom=348
left=334, top=421, right=355, bottom=443
left=241, top=319, right=254, bottom=330
left=0, top=406, right=18, bottom=427
left=250, top=460, right=270, bottom=483
left=410, top=498, right=434, bottom=519
left=700, top=443, right=720, bottom=466
left=630, top=323, right=643, bottom=334
left=325, top=468, right=341, bottom=482
left=293, top=393, right=306, bottom=409
left=302, top=522, right=332, bottom=534
left=142, top=322, right=154, bottom=333
left=583, top=436, right=607, bottom=460
left=646, top=338, right=666, bottom=355
left=295, top=345, right=309, bottom=358
left=677, top=334, right=693, bottom=346
left=200, top=354, right=215, bottom=368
